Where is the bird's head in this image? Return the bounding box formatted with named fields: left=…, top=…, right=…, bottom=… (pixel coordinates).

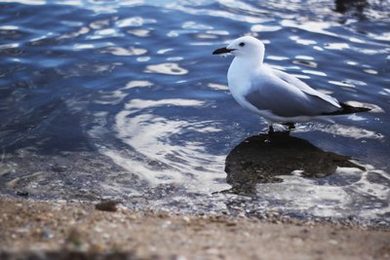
left=212, top=36, right=265, bottom=61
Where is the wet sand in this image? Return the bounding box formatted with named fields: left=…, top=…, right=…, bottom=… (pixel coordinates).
left=0, top=196, right=389, bottom=260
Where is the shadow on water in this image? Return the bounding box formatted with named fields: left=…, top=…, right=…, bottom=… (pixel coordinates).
left=224, top=132, right=364, bottom=195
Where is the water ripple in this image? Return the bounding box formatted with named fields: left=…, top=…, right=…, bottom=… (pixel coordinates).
left=0, top=0, right=389, bottom=225
left=145, top=63, right=188, bottom=75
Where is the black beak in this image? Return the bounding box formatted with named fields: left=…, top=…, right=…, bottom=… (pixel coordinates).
left=212, top=47, right=235, bottom=55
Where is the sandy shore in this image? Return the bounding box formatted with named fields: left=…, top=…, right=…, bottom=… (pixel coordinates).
left=0, top=196, right=389, bottom=260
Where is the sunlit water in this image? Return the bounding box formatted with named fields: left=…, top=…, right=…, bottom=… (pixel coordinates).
left=0, top=0, right=389, bottom=226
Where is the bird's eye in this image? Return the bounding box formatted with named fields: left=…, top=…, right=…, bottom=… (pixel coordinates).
left=239, top=42, right=245, bottom=47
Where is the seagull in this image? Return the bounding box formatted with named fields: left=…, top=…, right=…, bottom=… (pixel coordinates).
left=213, top=36, right=370, bottom=134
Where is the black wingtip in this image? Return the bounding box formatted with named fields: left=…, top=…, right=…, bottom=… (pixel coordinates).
left=322, top=103, right=371, bottom=116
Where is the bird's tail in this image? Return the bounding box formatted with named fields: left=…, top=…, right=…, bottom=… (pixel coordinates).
left=322, top=103, right=371, bottom=116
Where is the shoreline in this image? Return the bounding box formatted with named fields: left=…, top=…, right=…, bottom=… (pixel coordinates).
left=1, top=196, right=389, bottom=259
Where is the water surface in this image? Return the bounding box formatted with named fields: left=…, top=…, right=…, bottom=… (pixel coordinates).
left=0, top=0, right=389, bottom=226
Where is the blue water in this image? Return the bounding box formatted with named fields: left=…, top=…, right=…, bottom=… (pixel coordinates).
left=0, top=0, right=389, bottom=226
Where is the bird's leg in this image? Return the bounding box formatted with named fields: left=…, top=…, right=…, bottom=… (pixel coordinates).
left=268, top=124, right=274, bottom=135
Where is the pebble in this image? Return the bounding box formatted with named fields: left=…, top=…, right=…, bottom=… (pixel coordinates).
left=128, top=214, right=137, bottom=220
left=41, top=228, right=54, bottom=240
left=95, top=200, right=120, bottom=212
left=16, top=191, right=29, bottom=197
left=182, top=216, right=191, bottom=223
left=51, top=165, right=67, bottom=172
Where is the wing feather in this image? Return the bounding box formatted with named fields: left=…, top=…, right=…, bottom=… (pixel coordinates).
left=244, top=68, right=341, bottom=118
left=271, top=68, right=341, bottom=108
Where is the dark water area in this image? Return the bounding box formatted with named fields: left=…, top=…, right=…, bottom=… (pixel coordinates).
left=0, top=0, right=389, bottom=226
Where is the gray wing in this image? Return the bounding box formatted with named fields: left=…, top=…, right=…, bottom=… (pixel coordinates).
left=245, top=74, right=340, bottom=118
left=271, top=68, right=341, bottom=108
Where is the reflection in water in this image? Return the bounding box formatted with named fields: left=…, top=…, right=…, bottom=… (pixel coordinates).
left=225, top=133, right=363, bottom=194
left=90, top=97, right=227, bottom=192
left=299, top=122, right=384, bottom=139
left=116, top=16, right=157, bottom=28
left=145, top=63, right=188, bottom=75
left=124, top=80, right=153, bottom=89
left=102, top=46, right=147, bottom=56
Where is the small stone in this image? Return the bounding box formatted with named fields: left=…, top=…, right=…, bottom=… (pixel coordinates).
left=206, top=247, right=220, bottom=255
left=51, top=165, right=67, bottom=172
left=94, top=226, right=103, bottom=233
left=41, top=228, right=54, bottom=240
left=16, top=191, right=29, bottom=197
left=301, top=228, right=309, bottom=234
left=128, top=214, right=137, bottom=220
left=95, top=200, right=120, bottom=212
left=182, top=216, right=191, bottom=223
left=161, top=220, right=172, bottom=228
left=225, top=221, right=237, bottom=227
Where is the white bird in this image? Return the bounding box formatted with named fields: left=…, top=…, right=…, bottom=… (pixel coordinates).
left=213, top=36, right=370, bottom=134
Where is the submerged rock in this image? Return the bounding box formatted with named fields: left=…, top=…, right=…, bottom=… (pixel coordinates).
left=16, top=191, right=29, bottom=197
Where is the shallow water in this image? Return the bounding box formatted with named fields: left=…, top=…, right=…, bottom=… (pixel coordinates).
left=0, top=0, right=389, bottom=226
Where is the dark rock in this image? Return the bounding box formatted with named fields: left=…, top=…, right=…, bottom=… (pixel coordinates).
left=95, top=200, right=120, bottom=212
left=16, top=191, right=29, bottom=197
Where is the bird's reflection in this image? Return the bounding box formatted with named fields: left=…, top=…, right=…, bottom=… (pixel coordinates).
left=224, top=132, right=364, bottom=195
